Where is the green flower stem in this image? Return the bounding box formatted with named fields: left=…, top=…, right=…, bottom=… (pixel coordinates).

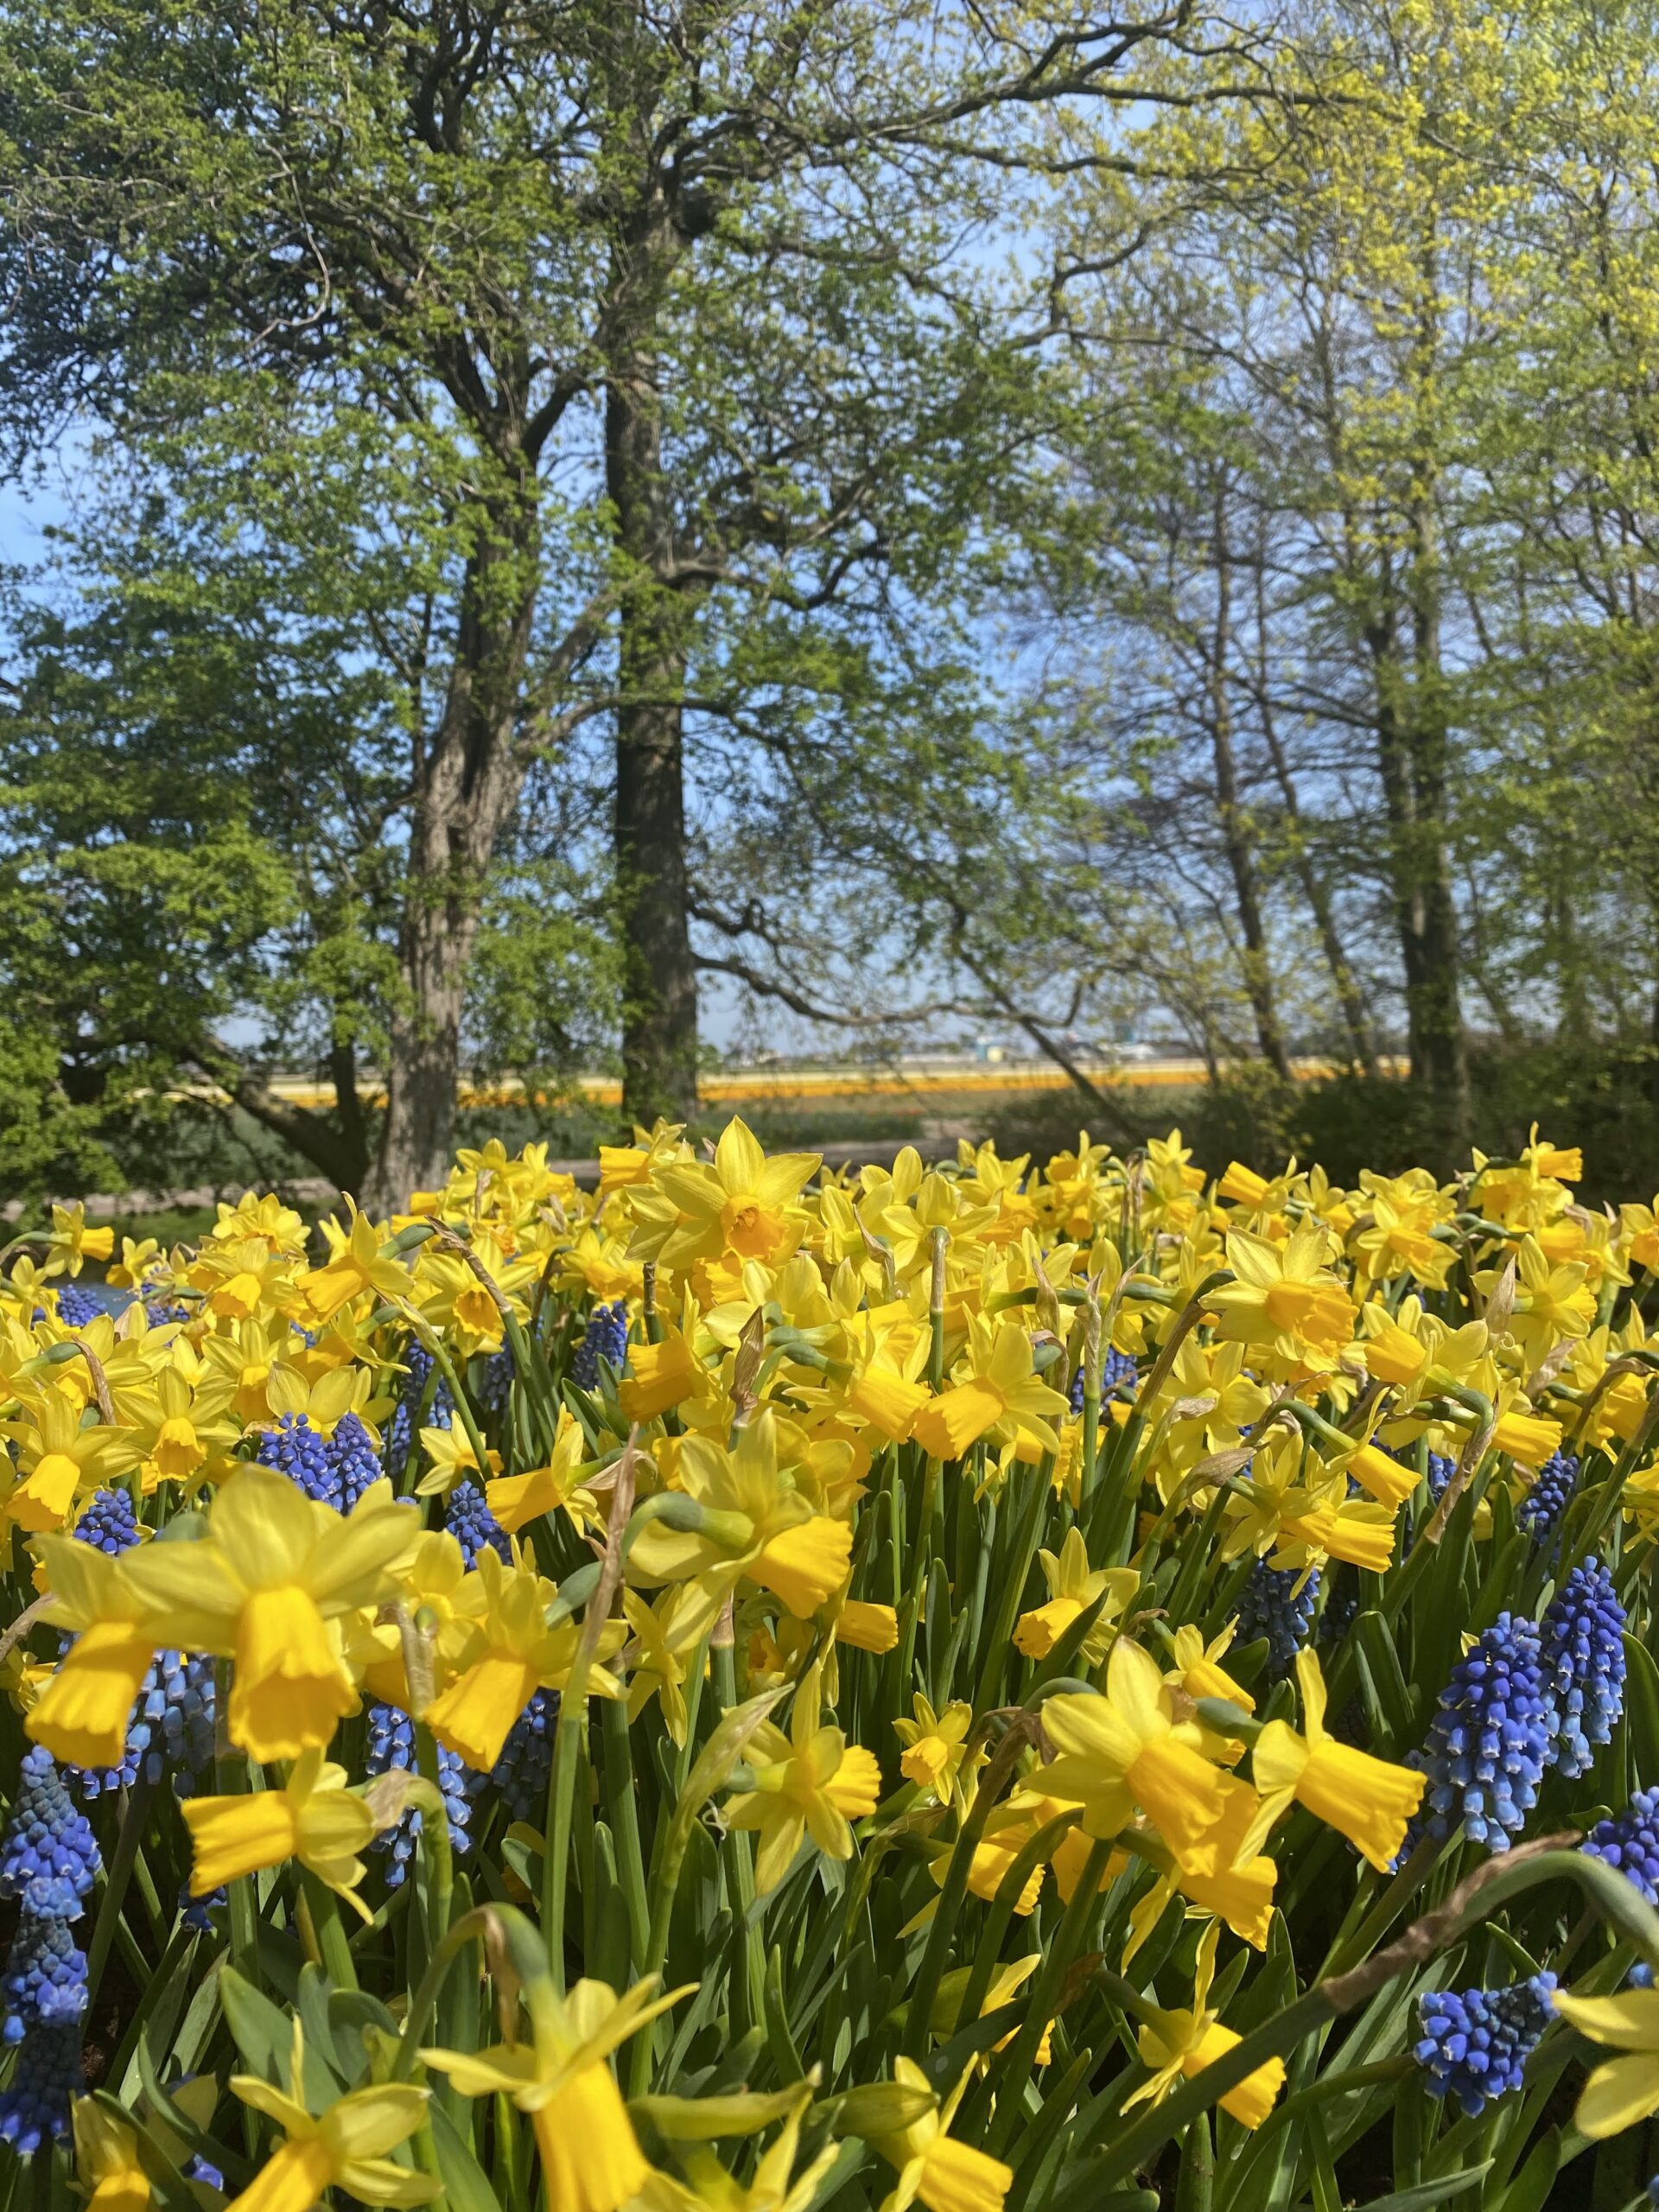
left=1221, top=2056, right=1414, bottom=2204
left=544, top=1443, right=637, bottom=1991
left=632, top=1658, right=788, bottom=2099
left=600, top=1692, right=651, bottom=1978
left=985, top=1838, right=1115, bottom=2156
left=543, top=1690, right=583, bottom=1993
left=975, top=1456, right=1053, bottom=1713
left=396, top=1300, right=493, bottom=1493
left=415, top=1721, right=455, bottom=1955
left=105, top=1923, right=198, bottom=2098
left=672, top=1630, right=714, bottom=1800
left=391, top=1906, right=496, bottom=2081
left=213, top=1662, right=260, bottom=1992
left=903, top=1713, right=1038, bottom=2063
left=299, top=1868, right=359, bottom=1991
left=893, top=1454, right=943, bottom=1720
left=713, top=1637, right=766, bottom=2037
left=85, top=1770, right=154, bottom=2009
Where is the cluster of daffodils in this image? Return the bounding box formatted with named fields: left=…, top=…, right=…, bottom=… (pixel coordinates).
left=5, top=1124, right=1659, bottom=2206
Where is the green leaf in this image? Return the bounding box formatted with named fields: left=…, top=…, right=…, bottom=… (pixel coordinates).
left=219, top=1967, right=335, bottom=2103
left=295, top=1964, right=346, bottom=2084
left=1354, top=2165, right=1492, bottom=2211
left=1497, top=2129, right=1560, bottom=2212
left=1351, top=1609, right=1416, bottom=1748
left=1623, top=1630, right=1659, bottom=1789
left=429, top=2096, right=505, bottom=2212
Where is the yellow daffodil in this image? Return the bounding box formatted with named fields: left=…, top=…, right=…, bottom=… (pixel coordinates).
left=626, top=1409, right=853, bottom=1622
left=190, top=1235, right=299, bottom=1324
left=911, top=1317, right=1070, bottom=1463
left=5, top=1395, right=143, bottom=1534
left=636, top=1117, right=820, bottom=1274
left=44, top=1204, right=116, bottom=1275
left=723, top=1673, right=881, bottom=1893
left=1165, top=1622, right=1255, bottom=1713
left=1242, top=1649, right=1423, bottom=1871
left=1491, top=1400, right=1563, bottom=1469
left=615, top=1321, right=706, bottom=1422
left=864, top=2058, right=1013, bottom=2212
left=1039, top=1640, right=1239, bottom=1877
left=893, top=1695, right=980, bottom=1806
left=1478, top=1234, right=1596, bottom=1369
left=1206, top=1222, right=1357, bottom=1378
left=1553, top=1984, right=1659, bottom=2139
left=26, top=1534, right=156, bottom=1768
left=622, top=1582, right=714, bottom=1745
left=228, top=2018, right=437, bottom=2212
left=1014, top=1530, right=1138, bottom=1662
left=486, top=1407, right=600, bottom=1535
left=424, top=1547, right=624, bottom=1771
left=424, top=1976, right=683, bottom=2212
left=105, top=1236, right=163, bottom=1293
left=297, top=1200, right=415, bottom=1325
left=412, top=1420, right=500, bottom=1497
left=183, top=1745, right=388, bottom=1918
left=638, top=2079, right=838, bottom=2212
left=834, top=1597, right=900, bottom=1653
left=71, top=2100, right=149, bottom=2212
left=1349, top=1172, right=1456, bottom=1291
left=118, top=1465, right=418, bottom=1761
left=1124, top=1922, right=1285, bottom=2128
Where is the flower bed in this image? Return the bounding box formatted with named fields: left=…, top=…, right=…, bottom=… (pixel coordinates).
left=3, top=1122, right=1659, bottom=2208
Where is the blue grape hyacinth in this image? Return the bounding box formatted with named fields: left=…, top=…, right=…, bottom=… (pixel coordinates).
left=72, top=1486, right=139, bottom=1556
left=0, top=1917, right=86, bottom=2042
left=1414, top=1974, right=1557, bottom=2116
left=446, top=1478, right=511, bottom=1567
left=1408, top=1614, right=1555, bottom=1852
left=387, top=1341, right=454, bottom=1474
left=0, top=1747, right=101, bottom=1917
left=574, top=1300, right=630, bottom=1390
left=0, top=1747, right=97, bottom=2155
left=1582, top=1789, right=1659, bottom=1905
left=70, top=1644, right=216, bottom=1802
left=1234, top=1559, right=1320, bottom=1679
left=1517, top=1451, right=1580, bottom=1548
left=50, top=1283, right=105, bottom=1331
left=0, top=2020, right=83, bottom=2153
left=493, top=1687, right=557, bottom=1822
left=257, top=1409, right=382, bottom=1512
left=180, top=1879, right=226, bottom=1934
left=480, top=1344, right=515, bottom=1417
left=365, top=1705, right=479, bottom=1884
left=1539, top=1556, right=1625, bottom=1778
left=570, top=1300, right=623, bottom=1389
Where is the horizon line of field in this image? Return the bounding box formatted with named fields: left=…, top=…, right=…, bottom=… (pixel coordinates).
left=212, top=1053, right=1401, bottom=1112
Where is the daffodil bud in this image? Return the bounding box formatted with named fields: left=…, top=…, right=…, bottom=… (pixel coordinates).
left=828, top=2081, right=938, bottom=2139
left=916, top=1173, right=957, bottom=1229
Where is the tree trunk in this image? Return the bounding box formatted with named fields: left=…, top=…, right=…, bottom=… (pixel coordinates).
left=608, top=294, right=699, bottom=1130
left=1365, top=566, right=1466, bottom=1121
left=1250, top=559, right=1377, bottom=1072
left=1208, top=490, right=1291, bottom=1079
left=1405, top=498, right=1469, bottom=1120
left=367, top=495, right=538, bottom=1212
